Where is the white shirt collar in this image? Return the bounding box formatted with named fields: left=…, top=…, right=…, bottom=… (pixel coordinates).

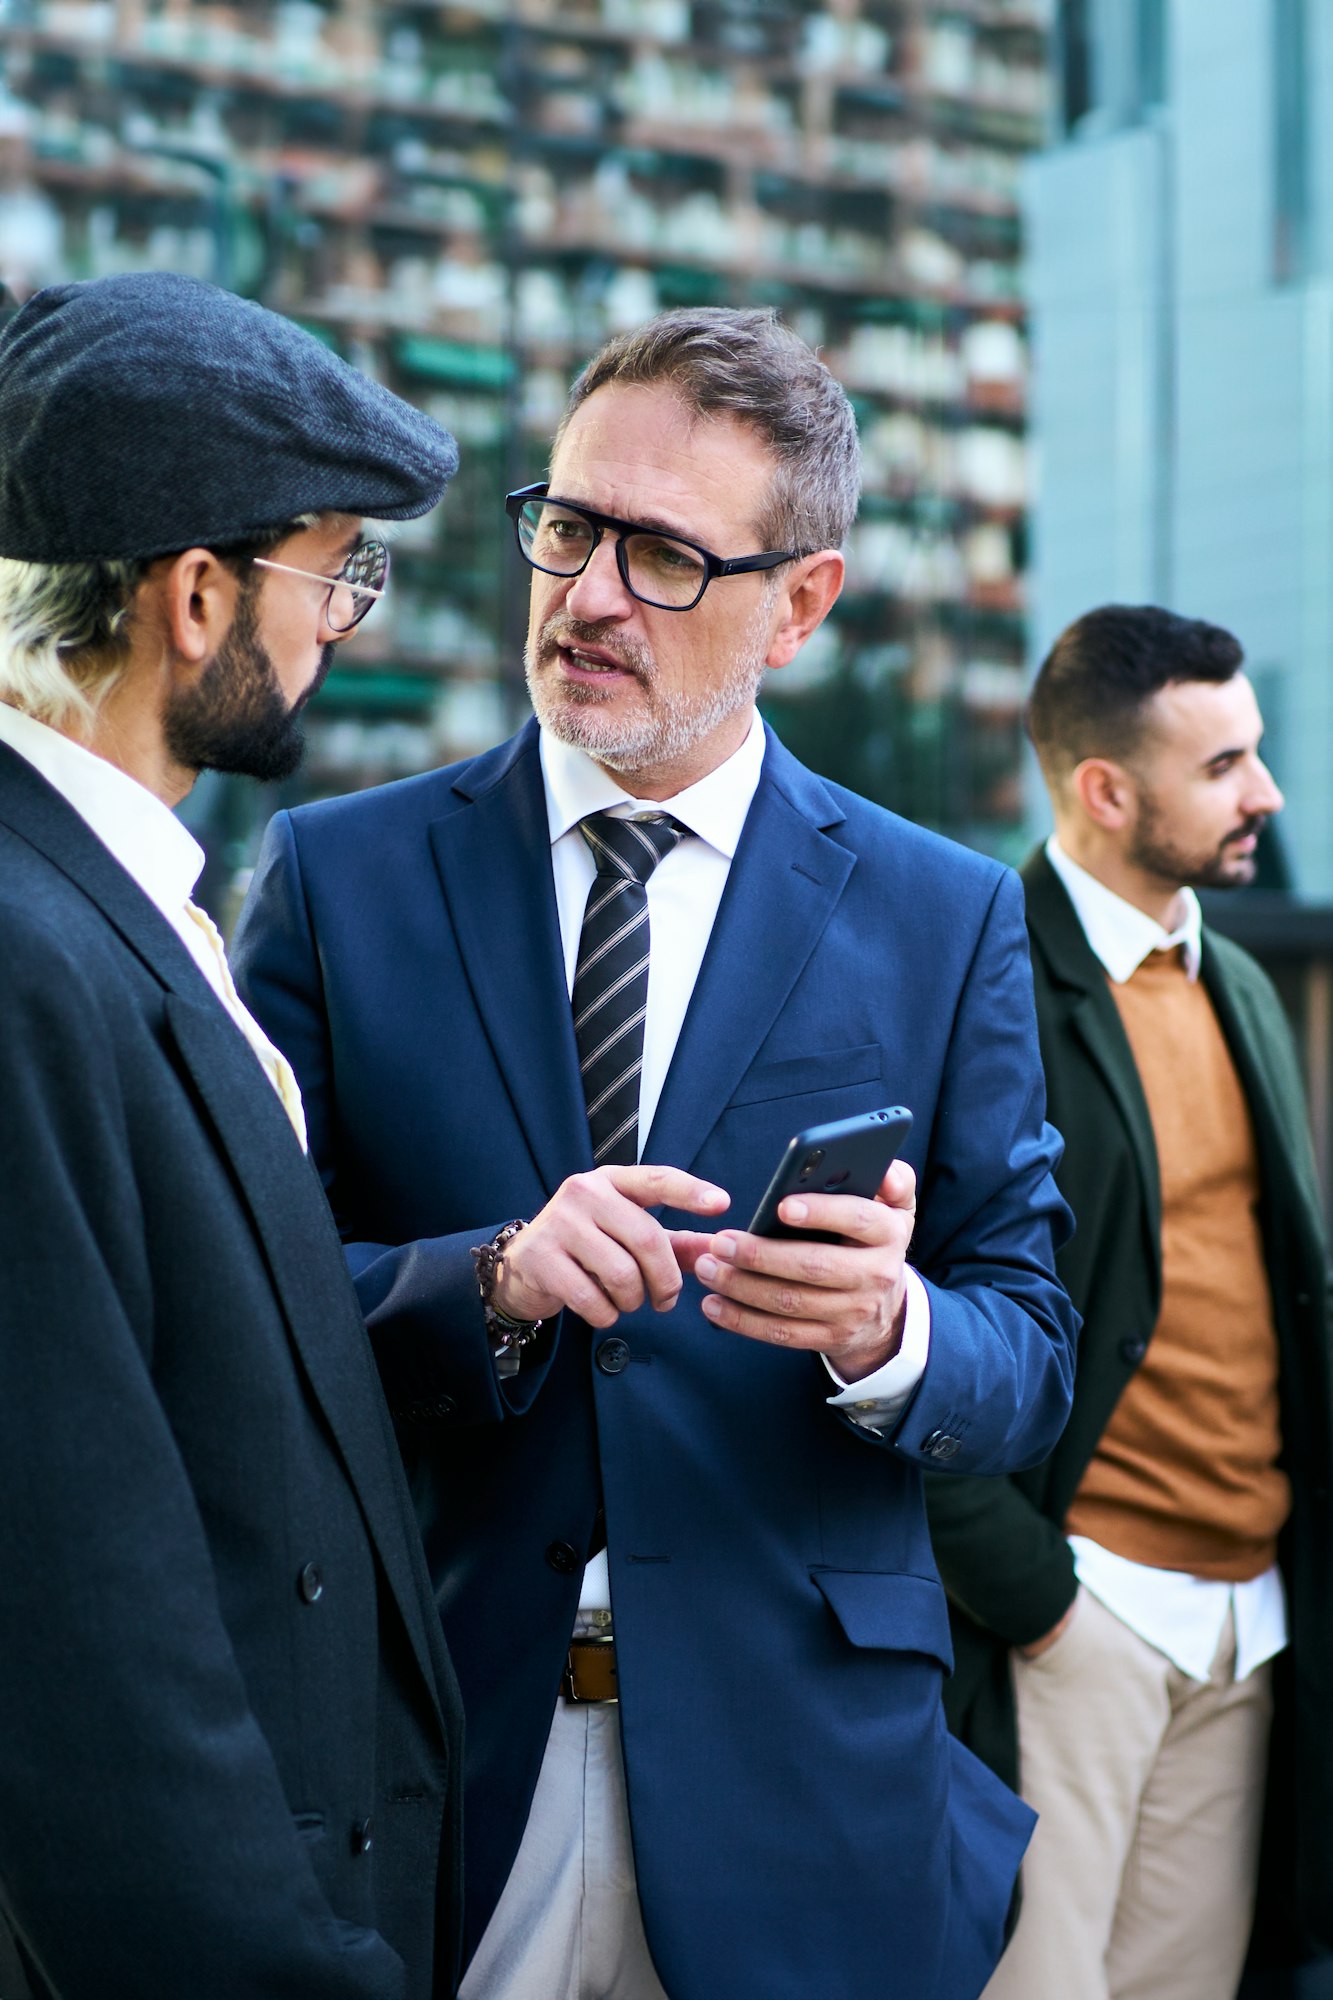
left=0, top=700, right=206, bottom=923
left=1045, top=834, right=1203, bottom=983
left=539, top=708, right=766, bottom=859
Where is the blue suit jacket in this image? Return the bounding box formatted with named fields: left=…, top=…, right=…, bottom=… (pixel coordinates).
left=235, top=720, right=1078, bottom=2000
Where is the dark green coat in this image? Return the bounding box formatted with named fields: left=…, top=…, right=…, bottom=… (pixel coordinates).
left=926, top=847, right=1333, bottom=1958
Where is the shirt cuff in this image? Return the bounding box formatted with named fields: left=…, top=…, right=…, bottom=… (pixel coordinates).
left=822, top=1267, right=931, bottom=1434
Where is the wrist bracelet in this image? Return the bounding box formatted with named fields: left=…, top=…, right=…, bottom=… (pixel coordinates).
left=471, top=1219, right=544, bottom=1362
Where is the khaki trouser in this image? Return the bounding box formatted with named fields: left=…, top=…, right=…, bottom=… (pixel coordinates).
left=459, top=1697, right=670, bottom=2000
left=985, top=1586, right=1273, bottom=2000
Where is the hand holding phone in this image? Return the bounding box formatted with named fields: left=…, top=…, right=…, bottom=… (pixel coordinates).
left=748, top=1107, right=913, bottom=1243
left=692, top=1106, right=918, bottom=1378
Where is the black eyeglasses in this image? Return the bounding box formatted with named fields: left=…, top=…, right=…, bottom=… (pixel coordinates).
left=252, top=539, right=391, bottom=633
left=504, top=483, right=799, bottom=612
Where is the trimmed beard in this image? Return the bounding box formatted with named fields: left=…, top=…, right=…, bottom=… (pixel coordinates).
left=163, top=578, right=333, bottom=784
left=1127, top=797, right=1268, bottom=891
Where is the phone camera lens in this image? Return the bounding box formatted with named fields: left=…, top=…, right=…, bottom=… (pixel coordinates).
left=799, top=1148, right=826, bottom=1181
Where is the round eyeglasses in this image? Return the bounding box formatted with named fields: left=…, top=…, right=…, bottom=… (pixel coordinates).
left=251, top=539, right=391, bottom=633
left=504, top=484, right=799, bottom=612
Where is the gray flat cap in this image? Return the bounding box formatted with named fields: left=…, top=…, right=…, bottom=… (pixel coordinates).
left=0, top=271, right=460, bottom=562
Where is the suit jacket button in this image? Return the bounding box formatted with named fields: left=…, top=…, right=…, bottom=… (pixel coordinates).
left=433, top=1396, right=457, bottom=1418
left=297, top=1563, right=323, bottom=1604
left=351, top=1816, right=374, bottom=1856
left=596, top=1338, right=630, bottom=1375
left=1118, top=1338, right=1148, bottom=1364
left=546, top=1541, right=579, bottom=1575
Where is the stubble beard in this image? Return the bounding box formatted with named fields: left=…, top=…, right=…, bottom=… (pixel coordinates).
left=524, top=607, right=769, bottom=780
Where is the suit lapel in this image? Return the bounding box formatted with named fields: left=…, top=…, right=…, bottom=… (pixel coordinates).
left=645, top=731, right=855, bottom=1172
left=427, top=722, right=592, bottom=1196
left=0, top=747, right=445, bottom=1723
left=1023, top=850, right=1162, bottom=1242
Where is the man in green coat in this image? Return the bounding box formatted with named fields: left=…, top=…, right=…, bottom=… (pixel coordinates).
left=927, top=604, right=1333, bottom=1999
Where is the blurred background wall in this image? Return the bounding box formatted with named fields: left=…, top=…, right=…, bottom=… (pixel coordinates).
left=6, top=0, right=1333, bottom=1223
left=1027, top=0, right=1333, bottom=1217
left=0, top=0, right=1050, bottom=883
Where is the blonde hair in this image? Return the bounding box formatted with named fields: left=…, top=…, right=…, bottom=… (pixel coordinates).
left=0, top=513, right=322, bottom=732
left=0, top=556, right=148, bottom=731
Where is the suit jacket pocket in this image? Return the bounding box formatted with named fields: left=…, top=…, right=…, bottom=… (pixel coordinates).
left=728, top=1042, right=884, bottom=1109
left=812, top=1568, right=954, bottom=1672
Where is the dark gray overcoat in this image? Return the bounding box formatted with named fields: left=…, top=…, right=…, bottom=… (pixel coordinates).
left=926, top=847, right=1333, bottom=1959
left=0, top=742, right=464, bottom=1998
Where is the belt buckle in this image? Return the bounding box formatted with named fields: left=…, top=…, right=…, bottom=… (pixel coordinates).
left=561, top=1633, right=618, bottom=1704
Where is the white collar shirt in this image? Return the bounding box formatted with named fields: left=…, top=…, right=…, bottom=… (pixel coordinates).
left=1045, top=835, right=1202, bottom=983
left=1042, top=835, right=1284, bottom=1680
left=0, top=702, right=306, bottom=1147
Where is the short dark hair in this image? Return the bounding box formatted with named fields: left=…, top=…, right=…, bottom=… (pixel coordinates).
left=556, top=306, right=861, bottom=554
left=1026, top=603, right=1244, bottom=781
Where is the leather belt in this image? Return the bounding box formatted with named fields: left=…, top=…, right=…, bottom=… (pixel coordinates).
left=562, top=1634, right=618, bottom=1703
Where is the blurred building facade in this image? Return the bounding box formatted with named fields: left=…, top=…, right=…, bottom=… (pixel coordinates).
left=1026, top=0, right=1333, bottom=1212
left=0, top=0, right=1050, bottom=880
left=1026, top=0, right=1333, bottom=894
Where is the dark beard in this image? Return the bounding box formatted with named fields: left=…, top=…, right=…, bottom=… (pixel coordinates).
left=1127, top=805, right=1268, bottom=890
left=163, top=582, right=334, bottom=783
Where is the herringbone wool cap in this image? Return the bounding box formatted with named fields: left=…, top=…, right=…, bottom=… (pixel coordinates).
left=0, top=271, right=460, bottom=561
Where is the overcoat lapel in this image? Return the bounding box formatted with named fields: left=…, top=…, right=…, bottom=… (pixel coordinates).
left=645, top=730, right=855, bottom=1173
left=1022, top=851, right=1162, bottom=1256
left=0, top=742, right=213, bottom=995
left=1202, top=945, right=1325, bottom=1250
left=426, top=721, right=591, bottom=1197
left=163, top=998, right=446, bottom=1722
left=0, top=746, right=445, bottom=1723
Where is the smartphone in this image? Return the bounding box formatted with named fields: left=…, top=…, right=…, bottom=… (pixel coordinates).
left=747, top=1107, right=914, bottom=1242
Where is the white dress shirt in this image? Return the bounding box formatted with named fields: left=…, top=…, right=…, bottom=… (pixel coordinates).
left=0, top=702, right=306, bottom=1146
left=1045, top=835, right=1286, bottom=1681
left=541, top=715, right=930, bottom=1609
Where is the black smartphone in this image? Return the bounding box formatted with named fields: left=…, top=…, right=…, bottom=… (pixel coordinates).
left=747, top=1107, right=914, bottom=1242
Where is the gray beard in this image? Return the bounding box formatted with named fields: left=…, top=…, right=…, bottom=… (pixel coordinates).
left=524, top=614, right=768, bottom=778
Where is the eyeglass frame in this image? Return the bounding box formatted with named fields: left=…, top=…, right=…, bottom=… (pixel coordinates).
left=250, top=540, right=391, bottom=633
left=504, top=482, right=801, bottom=612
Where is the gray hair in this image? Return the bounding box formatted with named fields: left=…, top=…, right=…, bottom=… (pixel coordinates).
left=0, top=515, right=320, bottom=733
left=556, top=307, right=862, bottom=555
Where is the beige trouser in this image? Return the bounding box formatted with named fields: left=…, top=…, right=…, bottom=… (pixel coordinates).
left=458, top=1697, right=670, bottom=2000
left=984, top=1586, right=1273, bottom=2000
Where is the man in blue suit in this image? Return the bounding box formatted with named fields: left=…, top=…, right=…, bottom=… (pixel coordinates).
left=235, top=307, right=1078, bottom=2000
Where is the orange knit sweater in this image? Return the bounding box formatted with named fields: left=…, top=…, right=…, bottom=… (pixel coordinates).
left=1064, top=948, right=1289, bottom=1580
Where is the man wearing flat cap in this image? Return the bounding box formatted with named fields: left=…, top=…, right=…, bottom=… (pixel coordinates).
left=0, top=270, right=464, bottom=2000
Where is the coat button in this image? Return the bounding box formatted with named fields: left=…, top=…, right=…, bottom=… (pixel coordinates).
left=1118, top=1338, right=1148, bottom=1365
left=297, top=1563, right=323, bottom=1604
left=596, top=1338, right=630, bottom=1375
left=546, top=1541, right=579, bottom=1575
left=351, top=1817, right=374, bottom=1856
left=921, top=1429, right=961, bottom=1461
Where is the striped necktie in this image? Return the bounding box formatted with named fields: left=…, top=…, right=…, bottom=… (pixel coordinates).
left=573, top=811, right=687, bottom=1167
